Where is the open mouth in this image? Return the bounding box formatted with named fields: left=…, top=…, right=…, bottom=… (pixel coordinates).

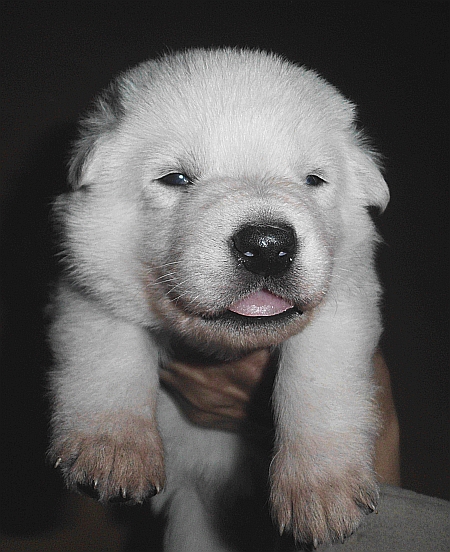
left=227, top=289, right=295, bottom=317
left=195, top=289, right=305, bottom=348
left=207, top=289, right=303, bottom=325
left=199, top=290, right=303, bottom=327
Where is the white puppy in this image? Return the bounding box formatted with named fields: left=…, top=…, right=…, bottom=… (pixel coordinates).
left=49, top=48, right=389, bottom=551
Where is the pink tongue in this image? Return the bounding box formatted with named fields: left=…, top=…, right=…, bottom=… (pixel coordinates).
left=228, top=290, right=294, bottom=317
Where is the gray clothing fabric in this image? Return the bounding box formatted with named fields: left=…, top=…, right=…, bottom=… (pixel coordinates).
left=317, top=485, right=450, bottom=552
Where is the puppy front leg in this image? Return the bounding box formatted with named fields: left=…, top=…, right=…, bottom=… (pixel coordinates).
left=49, top=284, right=165, bottom=503
left=270, top=308, right=380, bottom=546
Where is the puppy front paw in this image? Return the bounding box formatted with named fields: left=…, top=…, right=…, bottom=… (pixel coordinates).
left=51, top=413, right=165, bottom=504
left=269, top=447, right=378, bottom=546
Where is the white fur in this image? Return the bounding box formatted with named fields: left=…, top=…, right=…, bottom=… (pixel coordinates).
left=49, top=48, right=389, bottom=550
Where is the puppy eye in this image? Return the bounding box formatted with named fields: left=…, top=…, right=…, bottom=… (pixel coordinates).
left=158, top=173, right=193, bottom=187
left=305, top=174, right=325, bottom=187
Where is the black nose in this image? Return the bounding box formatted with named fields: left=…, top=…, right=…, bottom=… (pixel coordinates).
left=232, top=224, right=297, bottom=277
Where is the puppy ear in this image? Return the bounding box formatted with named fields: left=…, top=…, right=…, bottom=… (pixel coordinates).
left=68, top=128, right=120, bottom=191
left=348, top=142, right=390, bottom=212
left=68, top=81, right=124, bottom=189
left=67, top=136, right=97, bottom=189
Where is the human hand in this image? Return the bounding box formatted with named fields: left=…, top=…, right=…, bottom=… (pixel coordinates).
left=373, top=351, right=401, bottom=486
left=159, top=348, right=272, bottom=431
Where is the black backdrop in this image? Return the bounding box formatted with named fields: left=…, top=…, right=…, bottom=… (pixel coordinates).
left=1, top=0, right=448, bottom=546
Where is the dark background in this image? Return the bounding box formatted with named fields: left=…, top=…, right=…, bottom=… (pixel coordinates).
left=1, top=1, right=448, bottom=549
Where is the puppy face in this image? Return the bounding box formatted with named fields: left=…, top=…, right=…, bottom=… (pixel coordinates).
left=58, top=49, right=388, bottom=354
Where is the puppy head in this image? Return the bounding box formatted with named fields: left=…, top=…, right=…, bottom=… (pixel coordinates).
left=59, top=48, right=388, bottom=353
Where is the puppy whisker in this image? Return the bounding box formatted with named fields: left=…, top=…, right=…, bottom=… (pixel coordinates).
left=151, top=260, right=182, bottom=271
left=155, top=272, right=178, bottom=282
